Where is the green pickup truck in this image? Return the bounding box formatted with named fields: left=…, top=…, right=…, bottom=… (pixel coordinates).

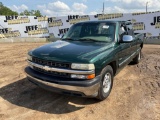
left=25, top=20, right=144, bottom=100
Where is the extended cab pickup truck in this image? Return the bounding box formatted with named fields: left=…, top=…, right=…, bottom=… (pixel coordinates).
left=25, top=21, right=144, bottom=100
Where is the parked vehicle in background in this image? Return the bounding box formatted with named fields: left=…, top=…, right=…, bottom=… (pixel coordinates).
left=25, top=20, right=144, bottom=100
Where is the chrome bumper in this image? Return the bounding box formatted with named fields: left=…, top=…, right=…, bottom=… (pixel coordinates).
left=26, top=73, right=100, bottom=97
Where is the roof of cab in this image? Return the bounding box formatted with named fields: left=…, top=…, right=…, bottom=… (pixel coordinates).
left=77, top=20, right=131, bottom=24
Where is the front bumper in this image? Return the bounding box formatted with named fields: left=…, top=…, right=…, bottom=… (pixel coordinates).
left=25, top=67, right=101, bottom=97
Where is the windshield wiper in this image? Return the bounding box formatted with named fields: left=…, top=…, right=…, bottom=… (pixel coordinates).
left=62, top=38, right=74, bottom=40
left=79, top=38, right=98, bottom=42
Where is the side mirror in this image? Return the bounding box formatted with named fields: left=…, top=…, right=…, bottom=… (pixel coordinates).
left=122, top=35, right=133, bottom=43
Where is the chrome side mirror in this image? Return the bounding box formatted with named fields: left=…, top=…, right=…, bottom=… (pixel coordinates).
left=122, top=35, right=133, bottom=42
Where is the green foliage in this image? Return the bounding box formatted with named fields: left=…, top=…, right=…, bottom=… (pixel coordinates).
left=0, top=2, right=3, bottom=7
left=20, top=10, right=42, bottom=17
left=34, top=10, right=42, bottom=17
left=0, top=2, right=42, bottom=16
left=0, top=2, right=18, bottom=15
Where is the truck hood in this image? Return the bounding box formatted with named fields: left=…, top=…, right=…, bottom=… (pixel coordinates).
left=30, top=40, right=114, bottom=63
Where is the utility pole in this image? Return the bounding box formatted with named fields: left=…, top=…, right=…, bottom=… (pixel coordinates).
left=146, top=2, right=148, bottom=13
left=102, top=2, right=104, bottom=14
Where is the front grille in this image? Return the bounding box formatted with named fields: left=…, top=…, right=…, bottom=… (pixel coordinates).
left=32, top=57, right=70, bottom=69
left=33, top=66, right=70, bottom=78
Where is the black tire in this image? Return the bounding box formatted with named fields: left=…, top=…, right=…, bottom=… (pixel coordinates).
left=133, top=49, right=141, bottom=64
left=97, top=65, right=113, bottom=101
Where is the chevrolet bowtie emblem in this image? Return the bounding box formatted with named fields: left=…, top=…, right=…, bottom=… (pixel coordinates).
left=43, top=66, right=50, bottom=71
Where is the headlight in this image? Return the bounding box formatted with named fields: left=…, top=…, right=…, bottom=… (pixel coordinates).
left=27, top=54, right=32, bottom=61
left=71, top=63, right=95, bottom=70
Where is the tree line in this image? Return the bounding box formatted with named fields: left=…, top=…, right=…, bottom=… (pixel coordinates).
left=0, top=2, right=42, bottom=16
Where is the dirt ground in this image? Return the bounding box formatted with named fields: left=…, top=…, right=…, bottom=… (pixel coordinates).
left=0, top=43, right=160, bottom=120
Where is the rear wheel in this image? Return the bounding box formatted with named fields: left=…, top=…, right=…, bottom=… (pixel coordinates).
left=97, top=65, right=113, bottom=100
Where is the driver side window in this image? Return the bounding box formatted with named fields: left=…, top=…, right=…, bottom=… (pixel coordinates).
left=119, top=25, right=128, bottom=41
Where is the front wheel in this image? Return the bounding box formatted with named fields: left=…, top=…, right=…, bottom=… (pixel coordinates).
left=97, top=65, right=113, bottom=100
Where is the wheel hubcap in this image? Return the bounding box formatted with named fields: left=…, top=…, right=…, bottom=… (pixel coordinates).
left=103, top=73, right=111, bottom=93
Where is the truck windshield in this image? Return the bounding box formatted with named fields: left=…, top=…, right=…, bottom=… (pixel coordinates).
left=62, top=22, right=116, bottom=42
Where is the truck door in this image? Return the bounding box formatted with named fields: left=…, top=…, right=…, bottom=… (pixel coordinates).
left=118, top=43, right=131, bottom=68
left=126, top=24, right=137, bottom=58
left=118, top=24, right=132, bottom=68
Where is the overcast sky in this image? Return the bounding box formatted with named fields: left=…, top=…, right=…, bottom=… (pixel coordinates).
left=1, top=0, right=160, bottom=16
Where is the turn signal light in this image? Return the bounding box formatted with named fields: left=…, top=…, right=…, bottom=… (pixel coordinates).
left=71, top=74, right=95, bottom=79
left=87, top=74, right=95, bottom=79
